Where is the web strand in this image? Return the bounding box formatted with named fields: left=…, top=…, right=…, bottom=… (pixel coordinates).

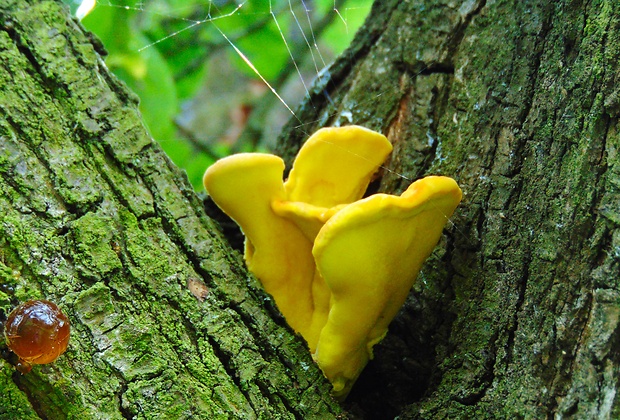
left=137, top=3, right=246, bottom=52
left=210, top=21, right=299, bottom=120
left=269, top=0, right=310, bottom=99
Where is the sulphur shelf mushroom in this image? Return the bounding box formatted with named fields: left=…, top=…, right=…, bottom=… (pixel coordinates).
left=203, top=125, right=462, bottom=399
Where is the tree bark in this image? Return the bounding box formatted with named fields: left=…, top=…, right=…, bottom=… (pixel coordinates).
left=2, top=0, right=620, bottom=419
left=0, top=1, right=340, bottom=418
left=275, top=0, right=620, bottom=418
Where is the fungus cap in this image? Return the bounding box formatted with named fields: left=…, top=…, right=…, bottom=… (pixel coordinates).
left=284, top=125, right=393, bottom=207
left=203, top=153, right=316, bottom=337
left=312, top=176, right=462, bottom=398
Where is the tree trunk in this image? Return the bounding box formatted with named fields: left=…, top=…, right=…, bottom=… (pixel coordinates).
left=0, top=1, right=340, bottom=418
left=2, top=0, right=619, bottom=419
left=275, top=0, right=620, bottom=418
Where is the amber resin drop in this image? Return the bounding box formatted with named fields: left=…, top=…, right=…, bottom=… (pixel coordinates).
left=4, top=300, right=70, bottom=373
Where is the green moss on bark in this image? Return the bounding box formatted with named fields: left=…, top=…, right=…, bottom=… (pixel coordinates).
left=0, top=362, right=39, bottom=419
left=276, top=0, right=620, bottom=418
left=0, top=0, right=341, bottom=417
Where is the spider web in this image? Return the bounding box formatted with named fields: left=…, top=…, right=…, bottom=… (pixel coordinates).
left=66, top=0, right=464, bottom=239
left=69, top=0, right=371, bottom=154
left=65, top=9, right=470, bottom=415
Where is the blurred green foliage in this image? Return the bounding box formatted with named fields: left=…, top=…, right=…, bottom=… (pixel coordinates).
left=63, top=0, right=373, bottom=189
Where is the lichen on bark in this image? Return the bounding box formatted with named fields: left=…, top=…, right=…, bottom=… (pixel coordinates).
left=0, top=0, right=341, bottom=418
left=276, top=0, right=620, bottom=418
left=2, top=0, right=620, bottom=418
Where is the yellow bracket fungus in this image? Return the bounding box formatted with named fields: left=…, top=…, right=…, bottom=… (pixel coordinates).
left=203, top=125, right=462, bottom=399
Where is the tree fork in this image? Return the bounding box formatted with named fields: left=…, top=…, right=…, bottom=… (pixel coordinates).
left=1, top=0, right=620, bottom=419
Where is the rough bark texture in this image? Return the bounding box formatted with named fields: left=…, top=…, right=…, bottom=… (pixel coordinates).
left=2, top=0, right=620, bottom=419
left=275, top=0, right=620, bottom=418
left=0, top=1, right=341, bottom=418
